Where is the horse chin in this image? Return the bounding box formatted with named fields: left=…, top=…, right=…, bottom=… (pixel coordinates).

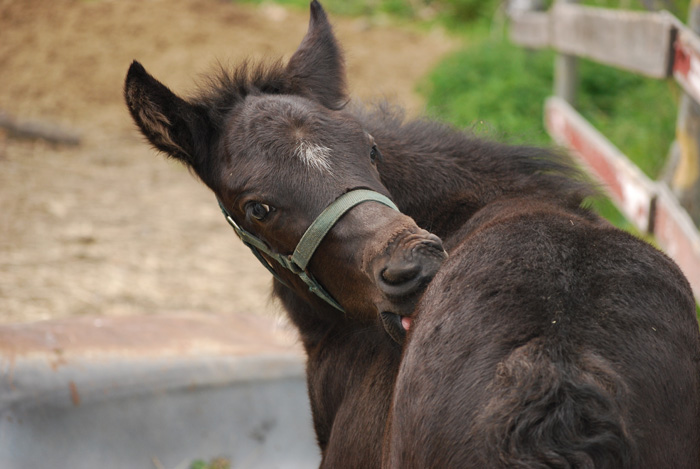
left=375, top=291, right=418, bottom=344
left=380, top=311, right=407, bottom=344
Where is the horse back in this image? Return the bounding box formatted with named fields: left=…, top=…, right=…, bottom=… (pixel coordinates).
left=386, top=199, right=700, bottom=468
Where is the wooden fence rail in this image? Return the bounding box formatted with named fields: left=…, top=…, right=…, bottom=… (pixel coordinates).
left=509, top=2, right=700, bottom=299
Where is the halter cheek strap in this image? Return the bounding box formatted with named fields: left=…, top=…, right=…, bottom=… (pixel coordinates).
left=217, top=189, right=399, bottom=312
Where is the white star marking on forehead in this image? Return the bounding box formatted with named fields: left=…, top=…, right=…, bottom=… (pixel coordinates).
left=294, top=140, right=332, bottom=172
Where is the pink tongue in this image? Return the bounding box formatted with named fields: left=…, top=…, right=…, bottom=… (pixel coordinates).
left=401, top=316, right=413, bottom=331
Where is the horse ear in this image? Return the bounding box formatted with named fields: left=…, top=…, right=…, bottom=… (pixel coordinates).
left=286, top=1, right=347, bottom=109
left=124, top=61, right=210, bottom=168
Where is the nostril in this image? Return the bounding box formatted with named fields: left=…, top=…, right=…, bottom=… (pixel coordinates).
left=381, top=264, right=420, bottom=286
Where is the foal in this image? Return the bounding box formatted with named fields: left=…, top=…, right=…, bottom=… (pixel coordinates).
left=126, top=1, right=700, bottom=468
left=125, top=2, right=444, bottom=466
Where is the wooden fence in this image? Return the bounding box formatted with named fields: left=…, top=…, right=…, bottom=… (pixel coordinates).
left=509, top=1, right=700, bottom=300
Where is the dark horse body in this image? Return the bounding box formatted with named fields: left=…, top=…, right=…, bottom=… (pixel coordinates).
left=386, top=198, right=700, bottom=467
left=366, top=97, right=700, bottom=467
left=126, top=2, right=700, bottom=467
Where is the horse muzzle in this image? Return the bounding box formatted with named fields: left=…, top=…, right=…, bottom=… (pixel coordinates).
left=373, top=229, right=447, bottom=343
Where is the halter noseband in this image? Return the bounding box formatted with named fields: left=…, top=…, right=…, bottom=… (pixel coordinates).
left=217, top=189, right=399, bottom=312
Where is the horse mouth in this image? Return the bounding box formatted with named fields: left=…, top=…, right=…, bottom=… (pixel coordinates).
left=380, top=311, right=413, bottom=344
left=375, top=229, right=446, bottom=344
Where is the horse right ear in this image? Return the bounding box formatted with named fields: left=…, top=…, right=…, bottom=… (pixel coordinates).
left=286, top=1, right=347, bottom=109
left=124, top=61, right=210, bottom=168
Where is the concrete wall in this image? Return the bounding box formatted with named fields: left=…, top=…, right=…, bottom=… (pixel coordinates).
left=0, top=313, right=320, bottom=469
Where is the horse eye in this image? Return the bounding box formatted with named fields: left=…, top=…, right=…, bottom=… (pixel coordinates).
left=247, top=202, right=273, bottom=221
left=370, top=145, right=382, bottom=164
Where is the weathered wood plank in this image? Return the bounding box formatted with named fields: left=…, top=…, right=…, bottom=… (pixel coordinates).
left=510, top=4, right=678, bottom=77
left=509, top=11, right=550, bottom=49
left=654, top=183, right=700, bottom=299
left=545, top=96, right=657, bottom=232
left=551, top=4, right=675, bottom=78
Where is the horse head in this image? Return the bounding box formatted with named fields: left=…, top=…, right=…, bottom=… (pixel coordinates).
left=124, top=0, right=445, bottom=343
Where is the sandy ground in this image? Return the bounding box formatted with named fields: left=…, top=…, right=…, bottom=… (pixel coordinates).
left=0, top=0, right=455, bottom=323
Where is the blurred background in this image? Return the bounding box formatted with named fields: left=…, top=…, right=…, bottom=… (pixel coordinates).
left=0, top=0, right=691, bottom=324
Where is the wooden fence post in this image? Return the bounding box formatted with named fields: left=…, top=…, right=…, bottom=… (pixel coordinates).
left=671, top=0, right=700, bottom=224
left=554, top=0, right=579, bottom=104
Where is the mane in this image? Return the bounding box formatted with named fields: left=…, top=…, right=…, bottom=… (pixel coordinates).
left=351, top=101, right=599, bottom=235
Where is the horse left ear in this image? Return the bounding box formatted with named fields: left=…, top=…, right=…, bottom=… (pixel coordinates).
left=286, top=0, right=347, bottom=110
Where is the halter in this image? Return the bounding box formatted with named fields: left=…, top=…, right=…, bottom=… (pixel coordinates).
left=217, top=189, right=399, bottom=312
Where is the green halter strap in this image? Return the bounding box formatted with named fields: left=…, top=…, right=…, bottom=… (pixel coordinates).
left=217, top=189, right=399, bottom=312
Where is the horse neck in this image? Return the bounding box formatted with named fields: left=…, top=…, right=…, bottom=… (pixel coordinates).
left=374, top=134, right=497, bottom=239
left=305, top=318, right=401, bottom=461
left=362, top=108, right=589, bottom=241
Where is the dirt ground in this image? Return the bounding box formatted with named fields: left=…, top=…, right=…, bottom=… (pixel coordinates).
left=0, top=0, right=455, bottom=323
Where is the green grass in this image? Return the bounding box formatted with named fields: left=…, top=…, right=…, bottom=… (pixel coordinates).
left=420, top=42, right=555, bottom=146
left=422, top=39, right=679, bottom=178
left=237, top=0, right=423, bottom=19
